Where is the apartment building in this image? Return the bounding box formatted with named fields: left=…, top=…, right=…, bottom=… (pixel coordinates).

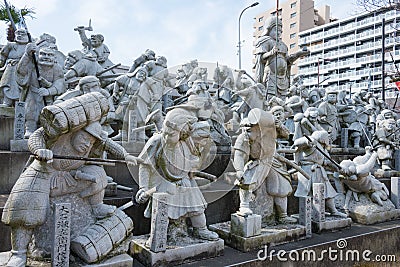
left=297, top=8, right=400, bottom=95
left=253, top=0, right=331, bottom=74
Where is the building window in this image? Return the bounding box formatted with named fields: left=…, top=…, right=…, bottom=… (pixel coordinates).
left=258, top=26, right=263, bottom=31
left=290, top=22, right=296, bottom=29
left=290, top=12, right=297, bottom=18
left=290, top=33, right=296, bottom=39
left=291, top=2, right=297, bottom=8
left=290, top=43, right=296, bottom=49
left=258, top=16, right=263, bottom=22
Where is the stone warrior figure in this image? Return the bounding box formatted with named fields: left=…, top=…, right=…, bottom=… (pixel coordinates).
left=17, top=43, right=65, bottom=138
left=75, top=25, right=114, bottom=69
left=135, top=107, right=219, bottom=243
left=339, top=147, right=390, bottom=210
left=372, top=118, right=398, bottom=171
left=233, top=108, right=276, bottom=216
left=1, top=92, right=138, bottom=267
left=254, top=16, right=308, bottom=99
left=294, top=130, right=347, bottom=218
left=0, top=29, right=29, bottom=107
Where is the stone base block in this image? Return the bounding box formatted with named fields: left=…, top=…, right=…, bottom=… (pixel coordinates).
left=230, top=213, right=261, bottom=238
left=129, top=235, right=224, bottom=267
left=10, top=139, right=28, bottom=152
left=209, top=222, right=306, bottom=252
left=0, top=252, right=133, bottom=267
left=337, top=193, right=400, bottom=224
left=312, top=216, right=352, bottom=233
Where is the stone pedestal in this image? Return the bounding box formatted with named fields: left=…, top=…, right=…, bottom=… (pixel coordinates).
left=9, top=139, right=28, bottom=152
left=336, top=192, right=400, bottom=225
left=0, top=252, right=133, bottom=267
left=129, top=235, right=224, bottom=267
left=230, top=213, right=261, bottom=238
left=209, top=221, right=306, bottom=252
left=391, top=177, right=400, bottom=209
left=311, top=216, right=352, bottom=233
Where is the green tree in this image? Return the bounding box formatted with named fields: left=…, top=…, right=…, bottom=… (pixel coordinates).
left=0, top=3, right=35, bottom=41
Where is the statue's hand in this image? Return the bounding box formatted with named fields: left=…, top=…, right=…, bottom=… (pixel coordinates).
left=25, top=43, right=37, bottom=56
left=37, top=88, right=50, bottom=97
left=236, top=171, right=244, bottom=179
left=125, top=155, right=138, bottom=166
left=135, top=188, right=150, bottom=204
left=35, top=148, right=53, bottom=162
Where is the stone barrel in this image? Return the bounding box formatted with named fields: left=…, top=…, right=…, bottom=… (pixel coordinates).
left=39, top=92, right=110, bottom=137
left=70, top=209, right=133, bottom=263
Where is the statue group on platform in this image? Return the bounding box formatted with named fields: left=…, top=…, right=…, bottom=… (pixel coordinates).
left=0, top=10, right=400, bottom=267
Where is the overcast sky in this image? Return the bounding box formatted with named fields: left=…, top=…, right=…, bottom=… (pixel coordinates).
left=2, top=0, right=361, bottom=73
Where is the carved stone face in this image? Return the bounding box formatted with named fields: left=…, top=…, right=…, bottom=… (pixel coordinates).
left=327, top=93, right=337, bottom=104
left=163, top=126, right=180, bottom=145
left=246, top=125, right=261, bottom=141
left=64, top=55, right=78, bottom=69
left=272, top=109, right=284, bottom=122
left=269, top=25, right=282, bottom=40
left=135, top=69, right=147, bottom=82
left=90, top=36, right=102, bottom=48
left=38, top=49, right=55, bottom=66
left=71, top=130, right=96, bottom=154
left=15, top=29, right=29, bottom=44
left=81, top=81, right=101, bottom=93
left=384, top=119, right=396, bottom=131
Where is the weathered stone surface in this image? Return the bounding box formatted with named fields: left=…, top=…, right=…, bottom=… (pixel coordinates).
left=312, top=216, right=352, bottom=233
left=51, top=203, right=71, bottom=267
left=230, top=213, right=261, bottom=238
left=391, top=177, right=400, bottom=209
left=298, top=197, right=312, bottom=237
left=148, top=193, right=169, bottom=252
left=336, top=193, right=400, bottom=225
left=31, top=194, right=95, bottom=256
left=129, top=235, right=224, bottom=267
left=210, top=222, right=306, bottom=252
left=13, top=101, right=25, bottom=140
left=9, top=139, right=28, bottom=152
left=312, top=183, right=325, bottom=222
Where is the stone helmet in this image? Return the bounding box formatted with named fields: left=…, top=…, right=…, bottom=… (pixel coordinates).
left=262, top=16, right=282, bottom=36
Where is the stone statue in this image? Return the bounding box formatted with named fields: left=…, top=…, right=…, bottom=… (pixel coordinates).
left=267, top=106, right=297, bottom=223
left=347, top=104, right=374, bottom=148
left=233, top=108, right=276, bottom=216
left=135, top=106, right=219, bottom=244
left=75, top=26, right=114, bottom=69
left=318, top=89, right=341, bottom=143
left=293, top=107, right=323, bottom=142
left=64, top=50, right=104, bottom=81
left=339, top=147, right=389, bottom=210
left=372, top=118, right=398, bottom=170
left=294, top=130, right=347, bottom=217
left=0, top=29, right=29, bottom=107
left=17, top=44, right=65, bottom=138
left=284, top=95, right=309, bottom=134
left=36, top=33, right=66, bottom=68
left=128, top=49, right=156, bottom=73
left=111, top=67, right=148, bottom=141
left=175, top=59, right=199, bottom=94
left=54, top=76, right=115, bottom=135
left=1, top=92, right=137, bottom=267
left=376, top=109, right=397, bottom=130
left=254, top=16, right=308, bottom=99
